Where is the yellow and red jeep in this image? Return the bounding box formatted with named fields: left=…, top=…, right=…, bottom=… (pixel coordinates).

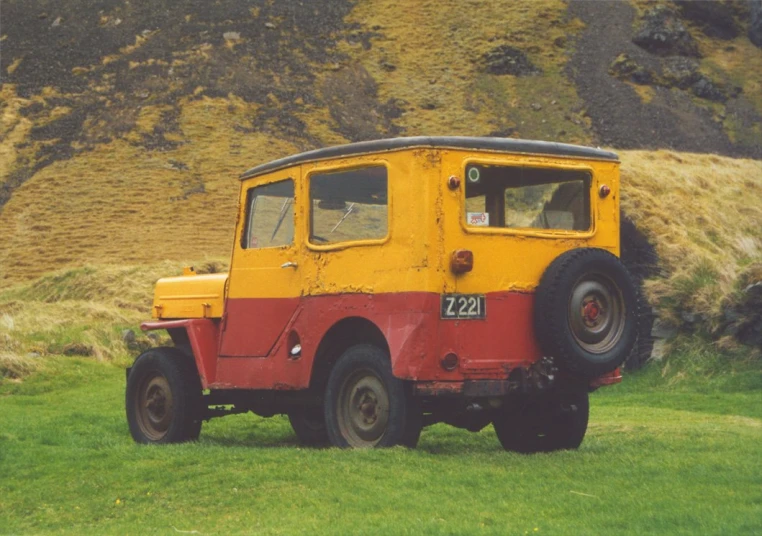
left=126, top=137, right=637, bottom=452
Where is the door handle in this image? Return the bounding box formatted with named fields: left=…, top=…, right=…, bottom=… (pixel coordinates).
left=280, top=261, right=298, bottom=269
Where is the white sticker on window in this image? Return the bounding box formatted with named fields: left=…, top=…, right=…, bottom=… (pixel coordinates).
left=467, top=212, right=489, bottom=226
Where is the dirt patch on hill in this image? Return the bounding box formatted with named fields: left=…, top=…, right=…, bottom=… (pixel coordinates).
left=566, top=0, right=761, bottom=158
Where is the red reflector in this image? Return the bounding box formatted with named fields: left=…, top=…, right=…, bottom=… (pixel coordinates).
left=599, top=184, right=611, bottom=198
left=450, top=249, right=474, bottom=274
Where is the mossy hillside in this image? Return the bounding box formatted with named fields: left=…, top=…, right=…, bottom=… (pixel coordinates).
left=1, top=0, right=761, bottom=351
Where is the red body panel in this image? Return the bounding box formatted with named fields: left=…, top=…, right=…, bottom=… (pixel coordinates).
left=215, top=291, right=541, bottom=390
left=144, top=291, right=620, bottom=392
left=141, top=319, right=220, bottom=386
left=219, top=297, right=300, bottom=357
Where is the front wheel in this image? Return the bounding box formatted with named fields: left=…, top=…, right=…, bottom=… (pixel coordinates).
left=126, top=347, right=203, bottom=444
left=493, top=390, right=589, bottom=454
left=324, top=344, right=421, bottom=448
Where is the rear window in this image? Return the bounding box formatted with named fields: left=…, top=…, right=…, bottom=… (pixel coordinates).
left=464, top=164, right=591, bottom=231
left=309, top=166, right=388, bottom=245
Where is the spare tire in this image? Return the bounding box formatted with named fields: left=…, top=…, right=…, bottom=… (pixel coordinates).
left=534, top=248, right=638, bottom=378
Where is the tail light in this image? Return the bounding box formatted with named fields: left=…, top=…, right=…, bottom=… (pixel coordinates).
left=450, top=249, right=474, bottom=274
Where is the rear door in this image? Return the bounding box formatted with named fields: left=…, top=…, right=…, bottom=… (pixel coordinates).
left=439, top=153, right=597, bottom=369
left=219, top=169, right=302, bottom=357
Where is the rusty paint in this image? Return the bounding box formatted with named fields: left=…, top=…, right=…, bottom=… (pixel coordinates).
left=588, top=368, right=622, bottom=389
left=413, top=381, right=464, bottom=396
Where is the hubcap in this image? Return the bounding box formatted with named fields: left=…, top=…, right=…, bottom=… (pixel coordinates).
left=568, top=274, right=626, bottom=357
left=136, top=373, right=174, bottom=441
left=337, top=369, right=389, bottom=447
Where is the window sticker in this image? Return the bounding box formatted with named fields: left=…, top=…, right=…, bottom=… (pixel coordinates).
left=467, top=212, right=489, bottom=226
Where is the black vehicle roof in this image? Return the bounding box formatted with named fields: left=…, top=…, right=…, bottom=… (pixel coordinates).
left=239, top=136, right=619, bottom=180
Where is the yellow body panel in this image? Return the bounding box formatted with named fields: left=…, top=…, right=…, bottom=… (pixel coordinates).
left=153, top=144, right=620, bottom=306
left=153, top=273, right=227, bottom=319
left=226, top=147, right=620, bottom=299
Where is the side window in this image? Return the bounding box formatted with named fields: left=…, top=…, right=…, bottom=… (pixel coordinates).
left=242, top=180, right=295, bottom=249
left=309, top=166, right=388, bottom=245
left=464, top=165, right=591, bottom=231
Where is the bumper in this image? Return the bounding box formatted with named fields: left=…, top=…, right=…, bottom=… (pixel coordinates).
left=413, top=368, right=622, bottom=397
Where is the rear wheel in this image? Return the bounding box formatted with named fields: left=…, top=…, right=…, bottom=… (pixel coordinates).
left=126, top=347, right=203, bottom=444
left=288, top=408, right=329, bottom=446
left=493, top=390, right=589, bottom=454
left=324, top=344, right=421, bottom=448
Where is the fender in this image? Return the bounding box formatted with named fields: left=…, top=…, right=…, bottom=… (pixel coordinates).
left=141, top=319, right=220, bottom=388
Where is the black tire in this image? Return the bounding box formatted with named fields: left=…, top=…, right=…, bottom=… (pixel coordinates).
left=288, top=408, right=329, bottom=446
left=324, top=344, right=422, bottom=448
left=493, top=391, right=589, bottom=454
left=534, top=248, right=638, bottom=378
left=126, top=347, right=203, bottom=444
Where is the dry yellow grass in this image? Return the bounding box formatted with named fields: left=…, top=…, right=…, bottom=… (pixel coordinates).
left=0, top=97, right=299, bottom=285
left=0, top=262, right=219, bottom=371
left=619, top=149, right=762, bottom=325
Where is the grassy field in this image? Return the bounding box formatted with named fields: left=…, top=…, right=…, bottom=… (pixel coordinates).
left=1, top=346, right=760, bottom=535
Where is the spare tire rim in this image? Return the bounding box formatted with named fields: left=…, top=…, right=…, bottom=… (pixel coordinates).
left=337, top=368, right=389, bottom=447
left=568, top=273, right=626, bottom=357
left=136, top=373, right=174, bottom=441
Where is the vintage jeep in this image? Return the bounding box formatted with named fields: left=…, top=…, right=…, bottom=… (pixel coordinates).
left=126, top=137, right=637, bottom=452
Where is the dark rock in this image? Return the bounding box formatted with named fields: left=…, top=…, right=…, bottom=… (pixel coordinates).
left=481, top=45, right=541, bottom=76
left=751, top=0, right=762, bottom=47
left=608, top=53, right=655, bottom=85
left=487, top=127, right=516, bottom=137
left=553, top=36, right=566, bottom=48
left=609, top=53, right=638, bottom=77
left=633, top=6, right=701, bottom=57
left=692, top=76, right=728, bottom=102
left=122, top=329, right=136, bottom=345
left=721, top=322, right=741, bottom=337
left=631, top=68, right=654, bottom=85
left=380, top=60, right=396, bottom=72
left=675, top=0, right=739, bottom=39
left=744, top=281, right=762, bottom=297
left=661, top=57, right=700, bottom=89
left=651, top=318, right=678, bottom=339
left=62, top=342, right=94, bottom=356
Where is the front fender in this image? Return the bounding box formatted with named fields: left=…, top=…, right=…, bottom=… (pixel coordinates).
left=140, top=319, right=220, bottom=388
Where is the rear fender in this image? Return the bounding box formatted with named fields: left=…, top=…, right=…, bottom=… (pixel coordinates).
left=140, top=319, right=220, bottom=388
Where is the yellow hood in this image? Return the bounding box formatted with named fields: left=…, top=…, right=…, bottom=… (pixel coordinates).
left=152, top=272, right=228, bottom=319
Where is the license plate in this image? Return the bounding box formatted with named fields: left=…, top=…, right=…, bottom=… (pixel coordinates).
left=440, top=294, right=486, bottom=319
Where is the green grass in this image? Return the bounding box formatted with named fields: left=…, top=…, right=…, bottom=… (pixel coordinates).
left=1, top=353, right=761, bottom=535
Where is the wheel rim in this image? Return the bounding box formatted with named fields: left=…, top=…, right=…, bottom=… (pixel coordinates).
left=568, top=273, right=626, bottom=357
left=336, top=368, right=389, bottom=447
left=135, top=372, right=174, bottom=441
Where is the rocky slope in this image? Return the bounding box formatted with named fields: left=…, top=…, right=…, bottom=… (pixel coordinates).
left=1, top=0, right=761, bottom=360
